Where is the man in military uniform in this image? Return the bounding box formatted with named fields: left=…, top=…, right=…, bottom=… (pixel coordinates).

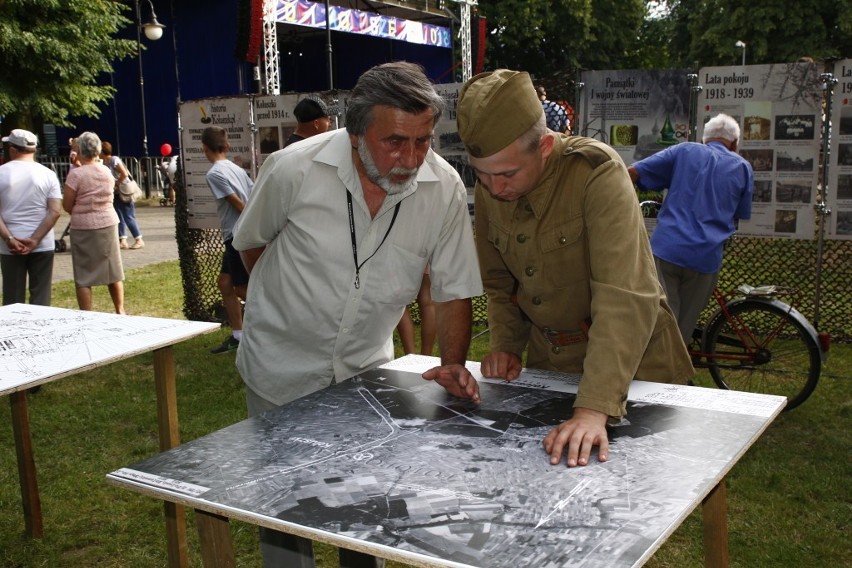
left=457, top=70, right=693, bottom=469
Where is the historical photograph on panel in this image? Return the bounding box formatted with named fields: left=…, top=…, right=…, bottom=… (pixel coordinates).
left=753, top=179, right=773, bottom=202
left=776, top=148, right=814, bottom=172
left=839, top=106, right=852, bottom=136
left=775, top=181, right=812, bottom=203
left=838, top=144, right=852, bottom=166
left=774, top=114, right=817, bottom=140
left=837, top=210, right=852, bottom=235
left=112, top=367, right=773, bottom=568
left=774, top=209, right=798, bottom=233
left=743, top=101, right=772, bottom=141
left=837, top=174, right=852, bottom=201
left=740, top=148, right=774, bottom=172
left=258, top=126, right=280, bottom=154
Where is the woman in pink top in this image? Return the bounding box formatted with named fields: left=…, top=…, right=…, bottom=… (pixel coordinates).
left=62, top=132, right=125, bottom=313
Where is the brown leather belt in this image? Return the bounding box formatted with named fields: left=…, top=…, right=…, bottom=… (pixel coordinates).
left=538, top=319, right=592, bottom=347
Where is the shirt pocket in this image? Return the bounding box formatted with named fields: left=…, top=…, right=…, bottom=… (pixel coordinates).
left=540, top=219, right=588, bottom=288
left=375, top=243, right=428, bottom=305
left=486, top=222, right=510, bottom=254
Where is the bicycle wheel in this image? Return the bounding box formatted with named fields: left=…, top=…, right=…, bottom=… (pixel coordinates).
left=703, top=299, right=821, bottom=410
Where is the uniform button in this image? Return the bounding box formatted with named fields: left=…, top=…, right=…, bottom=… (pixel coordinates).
left=532, top=297, right=541, bottom=305
left=516, top=234, right=527, bottom=243
left=342, top=328, right=349, bottom=333
left=525, top=266, right=535, bottom=277
left=559, top=236, right=567, bottom=244
left=551, top=346, right=561, bottom=354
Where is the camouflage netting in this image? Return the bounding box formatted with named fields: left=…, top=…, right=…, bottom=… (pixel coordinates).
left=176, top=159, right=851, bottom=343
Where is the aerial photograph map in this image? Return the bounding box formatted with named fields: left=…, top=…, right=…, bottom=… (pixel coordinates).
left=111, top=364, right=779, bottom=568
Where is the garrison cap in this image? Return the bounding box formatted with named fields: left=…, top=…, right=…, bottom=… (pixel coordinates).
left=457, top=69, right=543, bottom=158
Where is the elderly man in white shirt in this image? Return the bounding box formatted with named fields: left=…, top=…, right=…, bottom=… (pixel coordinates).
left=232, top=61, right=482, bottom=568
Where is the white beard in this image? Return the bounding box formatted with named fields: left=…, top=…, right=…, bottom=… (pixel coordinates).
left=357, top=137, right=418, bottom=195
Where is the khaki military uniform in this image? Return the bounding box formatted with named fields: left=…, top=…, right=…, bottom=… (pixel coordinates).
left=475, top=135, right=693, bottom=419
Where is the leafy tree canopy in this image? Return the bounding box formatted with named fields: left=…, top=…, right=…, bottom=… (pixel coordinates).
left=0, top=0, right=137, bottom=131
left=474, top=0, right=851, bottom=100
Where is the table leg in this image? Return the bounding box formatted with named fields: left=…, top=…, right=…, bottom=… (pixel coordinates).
left=10, top=390, right=43, bottom=538
left=702, top=479, right=729, bottom=568
left=154, top=346, right=189, bottom=568
left=195, top=509, right=236, bottom=568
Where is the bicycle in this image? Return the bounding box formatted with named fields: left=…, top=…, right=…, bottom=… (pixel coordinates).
left=687, top=284, right=826, bottom=410
left=639, top=201, right=828, bottom=410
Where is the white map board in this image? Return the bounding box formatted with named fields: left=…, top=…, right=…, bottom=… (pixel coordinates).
left=0, top=304, right=219, bottom=395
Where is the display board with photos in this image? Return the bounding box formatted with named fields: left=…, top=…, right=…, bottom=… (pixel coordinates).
left=829, top=58, right=852, bottom=239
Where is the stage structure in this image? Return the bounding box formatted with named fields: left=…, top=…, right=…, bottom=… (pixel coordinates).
left=259, top=0, right=475, bottom=95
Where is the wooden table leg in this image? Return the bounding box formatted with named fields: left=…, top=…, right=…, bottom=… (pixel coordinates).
left=702, top=479, right=729, bottom=568
left=153, top=346, right=189, bottom=568
left=10, top=390, right=43, bottom=538
left=195, top=509, right=236, bottom=568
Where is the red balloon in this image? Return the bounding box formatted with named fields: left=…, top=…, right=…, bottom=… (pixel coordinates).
left=160, top=143, right=172, bottom=157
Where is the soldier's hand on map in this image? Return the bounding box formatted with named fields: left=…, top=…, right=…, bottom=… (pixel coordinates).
left=480, top=351, right=522, bottom=382
left=542, top=407, right=609, bottom=467
left=422, top=364, right=480, bottom=403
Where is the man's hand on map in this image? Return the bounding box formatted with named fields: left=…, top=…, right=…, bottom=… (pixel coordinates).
left=422, top=364, right=480, bottom=403
left=542, top=407, right=609, bottom=467
left=479, top=351, right=522, bottom=381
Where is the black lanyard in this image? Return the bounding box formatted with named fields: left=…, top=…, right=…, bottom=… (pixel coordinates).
left=347, top=191, right=401, bottom=289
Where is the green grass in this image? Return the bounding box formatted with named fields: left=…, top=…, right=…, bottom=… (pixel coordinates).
left=1, top=261, right=849, bottom=567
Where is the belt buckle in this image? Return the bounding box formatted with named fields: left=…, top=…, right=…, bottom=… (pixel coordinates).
left=542, top=327, right=559, bottom=346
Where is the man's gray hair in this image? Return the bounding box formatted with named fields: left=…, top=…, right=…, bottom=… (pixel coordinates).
left=345, top=61, right=445, bottom=136
left=77, top=131, right=102, bottom=159
left=702, top=113, right=740, bottom=143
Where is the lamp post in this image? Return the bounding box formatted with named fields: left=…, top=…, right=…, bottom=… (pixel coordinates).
left=135, top=0, right=164, bottom=195
left=735, top=40, right=746, bottom=66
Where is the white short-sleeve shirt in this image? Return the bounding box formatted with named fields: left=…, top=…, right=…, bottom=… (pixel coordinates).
left=233, top=129, right=482, bottom=405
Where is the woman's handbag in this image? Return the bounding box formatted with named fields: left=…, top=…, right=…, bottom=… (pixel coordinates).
left=118, top=179, right=143, bottom=203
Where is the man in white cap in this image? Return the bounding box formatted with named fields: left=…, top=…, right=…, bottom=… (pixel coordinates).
left=0, top=129, right=62, bottom=305
left=456, top=70, right=692, bottom=469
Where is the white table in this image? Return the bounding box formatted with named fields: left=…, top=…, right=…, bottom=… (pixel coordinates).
left=108, top=355, right=785, bottom=568
left=0, top=303, right=219, bottom=568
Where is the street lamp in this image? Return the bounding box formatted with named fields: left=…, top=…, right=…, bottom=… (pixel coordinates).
left=135, top=0, right=164, bottom=194
left=735, top=40, right=746, bottom=66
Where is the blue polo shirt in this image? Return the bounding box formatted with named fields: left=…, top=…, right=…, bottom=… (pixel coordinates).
left=633, top=141, right=753, bottom=273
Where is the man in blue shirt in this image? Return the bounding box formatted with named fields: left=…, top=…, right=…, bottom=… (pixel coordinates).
left=536, top=85, right=569, bottom=133
left=628, top=113, right=753, bottom=343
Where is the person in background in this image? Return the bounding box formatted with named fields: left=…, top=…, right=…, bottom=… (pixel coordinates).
left=62, top=132, right=125, bottom=313
left=0, top=129, right=62, bottom=306
left=628, top=113, right=753, bottom=344
left=395, top=271, right=437, bottom=355
left=68, top=137, right=82, bottom=170
left=286, top=97, right=333, bottom=146
left=457, top=69, right=692, bottom=469
left=201, top=126, right=254, bottom=354
left=536, top=85, right=569, bottom=133
left=101, top=141, right=144, bottom=250
left=233, top=61, right=482, bottom=568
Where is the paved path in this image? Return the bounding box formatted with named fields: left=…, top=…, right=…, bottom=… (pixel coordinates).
left=1, top=204, right=180, bottom=287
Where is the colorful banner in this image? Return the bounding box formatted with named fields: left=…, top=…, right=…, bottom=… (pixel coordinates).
left=179, top=97, right=254, bottom=231
left=828, top=58, right=852, bottom=240
left=698, top=62, right=822, bottom=239
left=275, top=0, right=451, bottom=48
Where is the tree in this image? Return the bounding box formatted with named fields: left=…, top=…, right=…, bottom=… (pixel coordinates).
left=661, top=0, right=852, bottom=67
left=473, top=0, right=648, bottom=101
left=0, top=0, right=137, bottom=132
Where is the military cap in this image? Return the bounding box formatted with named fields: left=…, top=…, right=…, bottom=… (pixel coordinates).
left=457, top=69, right=543, bottom=158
